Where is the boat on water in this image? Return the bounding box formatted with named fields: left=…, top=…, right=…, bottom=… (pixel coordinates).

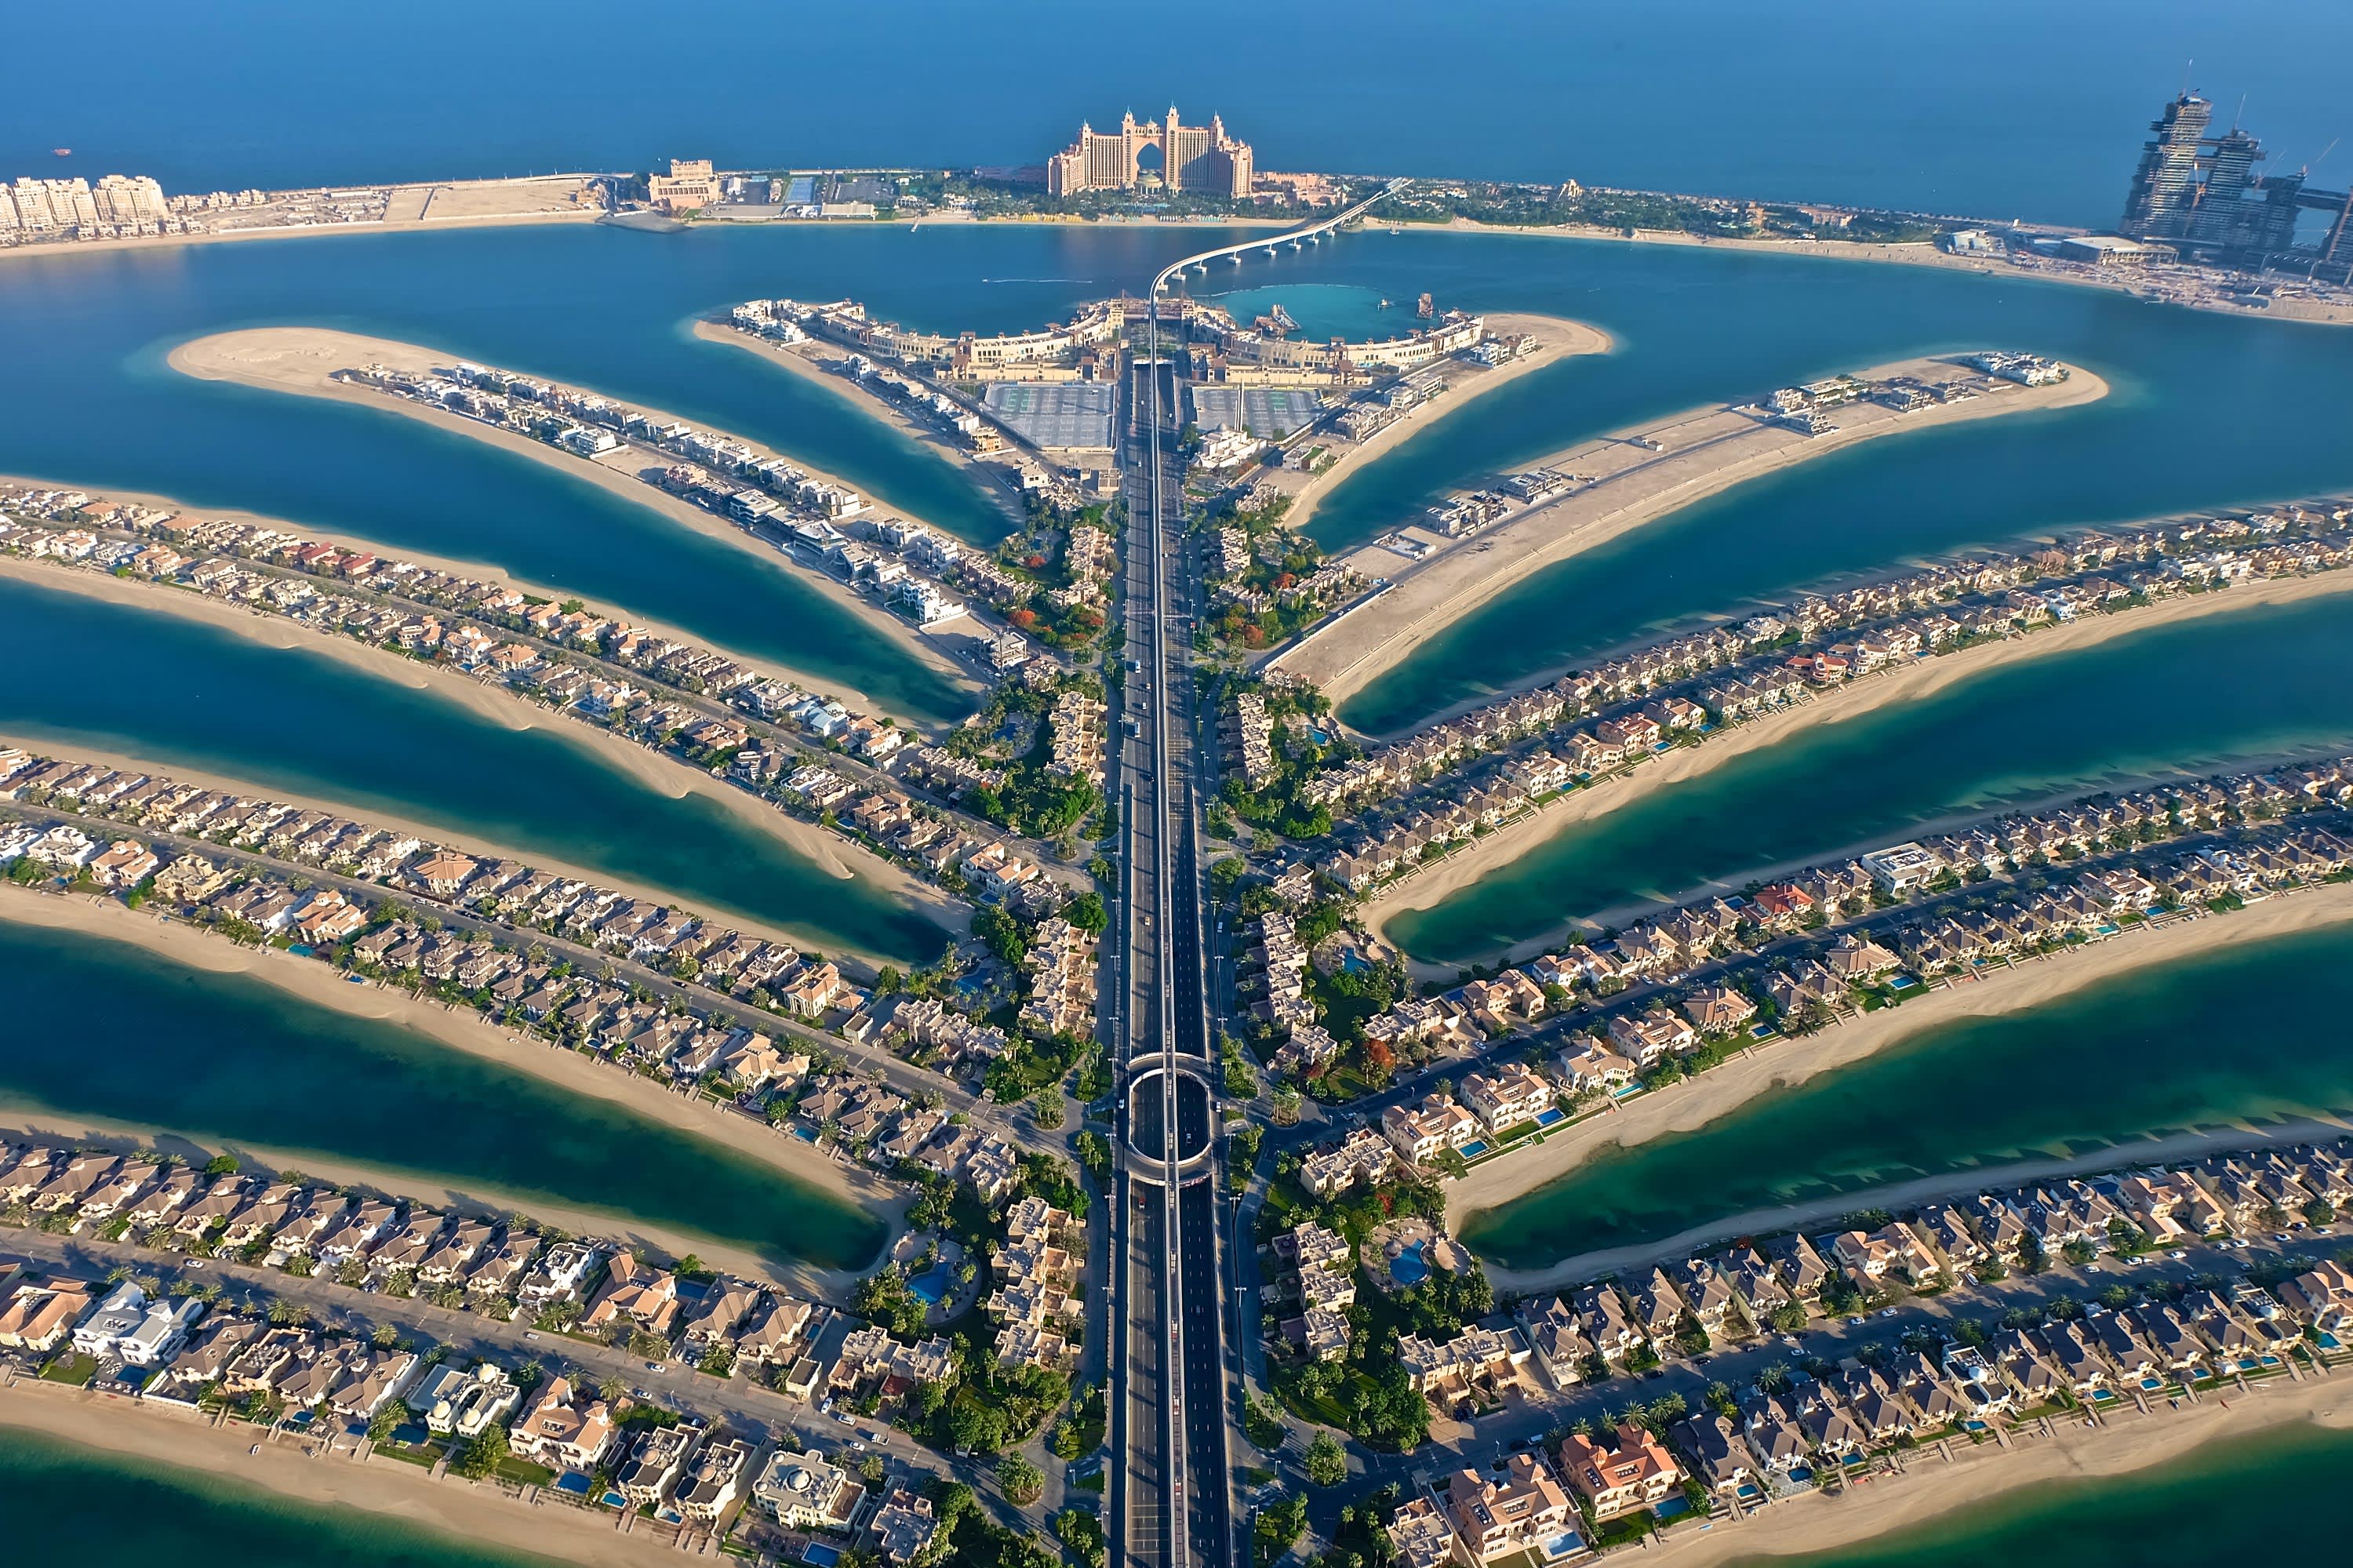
left=52, top=147, right=71, bottom=158
left=1377, top=297, right=1391, bottom=309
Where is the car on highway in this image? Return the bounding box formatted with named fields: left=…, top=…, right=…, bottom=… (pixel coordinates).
left=1846, top=1315, right=1865, bottom=1326
left=2166, top=1250, right=2188, bottom=1260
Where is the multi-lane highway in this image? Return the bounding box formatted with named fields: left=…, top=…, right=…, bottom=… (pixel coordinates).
left=1108, top=184, right=1402, bottom=1568
left=1111, top=341, right=1230, bottom=1568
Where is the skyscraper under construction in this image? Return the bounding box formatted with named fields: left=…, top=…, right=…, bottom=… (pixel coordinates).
left=2119, top=92, right=2303, bottom=256
left=2121, top=93, right=2211, bottom=239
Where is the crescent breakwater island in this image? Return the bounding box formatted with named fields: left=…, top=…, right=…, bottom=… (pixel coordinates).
left=1267, top=351, right=2108, bottom=713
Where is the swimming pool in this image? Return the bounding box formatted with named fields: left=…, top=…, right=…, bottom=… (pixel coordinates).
left=1391, top=1241, right=1429, bottom=1286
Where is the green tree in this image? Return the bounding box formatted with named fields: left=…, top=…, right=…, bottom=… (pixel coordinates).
left=453, top=1424, right=508, bottom=1479
left=1254, top=1492, right=1309, bottom=1568
left=1304, top=1429, right=1347, bottom=1486
left=998, top=1452, right=1044, bottom=1505
left=1242, top=1393, right=1286, bottom=1450
left=1056, top=1508, right=1109, bottom=1568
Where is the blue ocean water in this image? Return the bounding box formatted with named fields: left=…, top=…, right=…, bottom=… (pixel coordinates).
left=8, top=2, right=2353, bottom=227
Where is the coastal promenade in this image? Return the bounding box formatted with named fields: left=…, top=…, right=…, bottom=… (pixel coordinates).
left=1273, top=355, right=2108, bottom=716
left=168, top=328, right=987, bottom=708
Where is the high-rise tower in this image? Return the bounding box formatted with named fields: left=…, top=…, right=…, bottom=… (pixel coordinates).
left=2121, top=93, right=2211, bottom=239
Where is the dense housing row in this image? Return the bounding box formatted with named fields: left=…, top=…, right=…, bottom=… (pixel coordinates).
left=1248, top=761, right=2353, bottom=1112
left=0, top=1141, right=957, bottom=1556
left=0, top=769, right=1039, bottom=1199
left=1268, top=1127, right=2353, bottom=1563
left=1304, top=500, right=2353, bottom=823
left=0, top=490, right=1061, bottom=911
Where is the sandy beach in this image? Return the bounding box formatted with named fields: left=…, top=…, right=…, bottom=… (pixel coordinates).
left=1277, top=358, right=2109, bottom=712
left=0, top=553, right=971, bottom=966
left=165, top=327, right=979, bottom=713
left=0, top=1380, right=675, bottom=1568
left=1277, top=311, right=1613, bottom=540
left=1645, top=1371, right=2353, bottom=1568
left=1445, top=880, right=2353, bottom=1251
left=689, top=319, right=1027, bottom=538
left=1362, top=566, right=2353, bottom=959
left=0, top=885, right=900, bottom=1292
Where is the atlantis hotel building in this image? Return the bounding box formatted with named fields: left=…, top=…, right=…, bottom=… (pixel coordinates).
left=1046, top=109, right=1254, bottom=199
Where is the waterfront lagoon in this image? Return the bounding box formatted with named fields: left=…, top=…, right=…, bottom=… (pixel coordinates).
left=1309, top=235, right=2353, bottom=737
left=1462, top=922, right=2353, bottom=1271
left=8, top=222, right=2353, bottom=737
left=0, top=1424, right=585, bottom=1568
left=1714, top=1420, right=2353, bottom=1568
left=1391, top=592, right=2353, bottom=964
left=0, top=573, right=952, bottom=966
left=0, top=918, right=886, bottom=1272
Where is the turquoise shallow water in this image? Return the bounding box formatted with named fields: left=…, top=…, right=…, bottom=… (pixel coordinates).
left=0, top=1425, right=567, bottom=1568
left=0, top=918, right=885, bottom=1271
left=0, top=573, right=951, bottom=966
left=1720, top=1418, right=2353, bottom=1568
left=1391, top=593, right=2353, bottom=965
left=1463, top=923, right=2353, bottom=1271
